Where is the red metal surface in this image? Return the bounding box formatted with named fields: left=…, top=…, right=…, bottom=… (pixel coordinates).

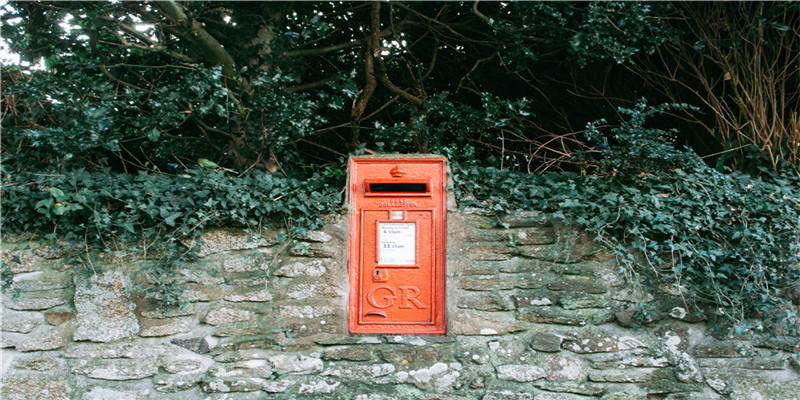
left=348, top=156, right=447, bottom=335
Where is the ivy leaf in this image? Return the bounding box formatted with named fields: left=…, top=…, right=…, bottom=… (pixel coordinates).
left=163, top=212, right=181, bottom=226
left=198, top=158, right=219, bottom=169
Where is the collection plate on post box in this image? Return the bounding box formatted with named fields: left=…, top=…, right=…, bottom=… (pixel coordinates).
left=348, top=156, right=447, bottom=335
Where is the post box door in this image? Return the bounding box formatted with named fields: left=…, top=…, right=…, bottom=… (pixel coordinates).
left=348, top=156, right=446, bottom=335
left=359, top=210, right=433, bottom=324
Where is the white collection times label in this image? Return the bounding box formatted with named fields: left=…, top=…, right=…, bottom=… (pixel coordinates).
left=378, top=222, right=416, bottom=265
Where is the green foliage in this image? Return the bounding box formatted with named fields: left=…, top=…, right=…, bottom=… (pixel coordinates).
left=1, top=168, right=343, bottom=306
left=455, top=102, right=800, bottom=334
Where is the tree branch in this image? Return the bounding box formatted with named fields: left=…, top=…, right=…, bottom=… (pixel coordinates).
left=350, top=1, right=382, bottom=147
left=152, top=0, right=236, bottom=75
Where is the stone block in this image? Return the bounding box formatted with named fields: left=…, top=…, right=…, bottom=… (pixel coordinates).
left=181, top=283, right=224, bottom=302
left=200, top=377, right=268, bottom=393
left=457, top=292, right=514, bottom=311
left=482, top=390, right=535, bottom=400
left=213, top=321, right=280, bottom=338
left=138, top=317, right=195, bottom=337
left=81, top=387, right=148, bottom=400
left=562, top=334, right=647, bottom=354
left=223, top=285, right=274, bottom=302
left=466, top=245, right=517, bottom=261
left=323, top=346, right=373, bottom=361
left=3, top=289, right=71, bottom=311
left=71, top=358, right=158, bottom=380
left=450, top=310, right=523, bottom=335
left=533, top=381, right=606, bottom=396
left=380, top=347, right=452, bottom=370
left=548, top=277, right=607, bottom=294
left=73, top=271, right=139, bottom=342
left=1, top=310, right=43, bottom=333
left=513, top=292, right=555, bottom=307
left=274, top=258, right=329, bottom=277
left=496, top=364, right=546, bottom=382
left=588, top=368, right=659, bottom=383
left=0, top=377, right=71, bottom=400
left=694, top=341, right=751, bottom=358
left=530, top=332, right=563, bottom=352
left=1, top=250, right=43, bottom=273
left=45, top=309, right=75, bottom=326
left=171, top=337, right=213, bottom=354
left=517, top=307, right=588, bottom=326
left=18, top=320, right=75, bottom=352
left=13, top=356, right=61, bottom=372
left=321, top=362, right=396, bottom=380
left=544, top=355, right=584, bottom=381
left=203, top=305, right=256, bottom=325
left=558, top=291, right=613, bottom=309
left=8, top=272, right=71, bottom=292
left=268, top=354, right=323, bottom=375
left=194, top=229, right=279, bottom=257
left=459, top=273, right=544, bottom=291
left=154, top=372, right=205, bottom=393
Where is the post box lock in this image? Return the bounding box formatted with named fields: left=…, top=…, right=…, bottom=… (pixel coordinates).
left=348, top=156, right=447, bottom=335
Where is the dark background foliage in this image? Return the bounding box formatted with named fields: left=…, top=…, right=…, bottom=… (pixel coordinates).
left=1, top=1, right=799, bottom=332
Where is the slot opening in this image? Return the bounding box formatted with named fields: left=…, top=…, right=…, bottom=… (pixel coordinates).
left=368, top=183, right=428, bottom=193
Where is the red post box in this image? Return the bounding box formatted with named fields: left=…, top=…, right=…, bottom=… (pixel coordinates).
left=348, top=156, right=447, bottom=335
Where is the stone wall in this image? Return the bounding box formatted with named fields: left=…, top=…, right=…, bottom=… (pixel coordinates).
left=1, top=209, right=799, bottom=399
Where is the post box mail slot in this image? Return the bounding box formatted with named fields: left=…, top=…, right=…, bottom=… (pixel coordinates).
left=348, top=156, right=446, bottom=335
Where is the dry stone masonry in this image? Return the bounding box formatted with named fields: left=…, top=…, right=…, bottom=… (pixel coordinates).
left=1, top=209, right=799, bottom=399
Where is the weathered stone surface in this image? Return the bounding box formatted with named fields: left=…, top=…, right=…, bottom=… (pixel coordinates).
left=468, top=228, right=556, bottom=245
left=262, top=379, right=294, bottom=393
left=223, top=285, right=274, bottom=302
left=1, top=310, right=43, bottom=333
left=304, top=230, right=332, bottom=243
left=269, top=354, right=323, bottom=375
left=45, top=309, right=74, bottom=326
left=380, top=347, right=452, bottom=370
left=3, top=289, right=71, bottom=311
left=0, top=377, right=71, bottom=400
left=513, top=292, right=555, bottom=307
left=81, top=387, right=149, bottom=400
left=753, top=335, right=800, bottom=352
left=71, top=358, right=159, bottom=380
left=482, top=390, right=535, bottom=400
left=171, top=337, right=213, bottom=354
left=285, top=283, right=338, bottom=300
left=548, top=277, right=607, bottom=294
left=18, top=320, right=75, bottom=352
left=274, top=258, right=329, bottom=277
left=194, top=229, right=279, bottom=257
left=450, top=310, right=523, bottom=335
left=8, top=272, right=71, bottom=292
left=213, top=321, right=279, bottom=337
left=588, top=368, right=659, bottom=383
left=279, top=305, right=335, bottom=319
left=138, top=317, right=195, bottom=337
left=530, top=332, right=563, bottom=352
left=200, top=377, right=268, bottom=393
left=563, top=334, right=646, bottom=354
left=154, top=372, right=205, bottom=393
left=544, top=356, right=583, bottom=380
left=181, top=284, right=224, bottom=302
left=73, top=271, right=139, bottom=342
left=518, top=307, right=588, bottom=326
left=208, top=359, right=273, bottom=379
left=694, top=341, right=750, bottom=358
left=558, top=291, right=613, bottom=309
left=459, top=273, right=544, bottom=291
left=203, top=305, right=256, bottom=325
left=323, top=346, right=373, bottom=361
left=13, top=356, right=61, bottom=371
left=534, top=381, right=606, bottom=396
left=163, top=357, right=210, bottom=374
left=466, top=245, right=517, bottom=261
left=218, top=254, right=269, bottom=273
left=589, top=353, right=669, bottom=369
left=298, top=378, right=341, bottom=394
left=290, top=243, right=336, bottom=258
left=61, top=341, right=168, bottom=359
left=496, top=364, right=546, bottom=382
left=395, top=362, right=463, bottom=389
left=322, top=362, right=395, bottom=380
left=457, top=292, right=513, bottom=311
left=1, top=250, right=42, bottom=273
